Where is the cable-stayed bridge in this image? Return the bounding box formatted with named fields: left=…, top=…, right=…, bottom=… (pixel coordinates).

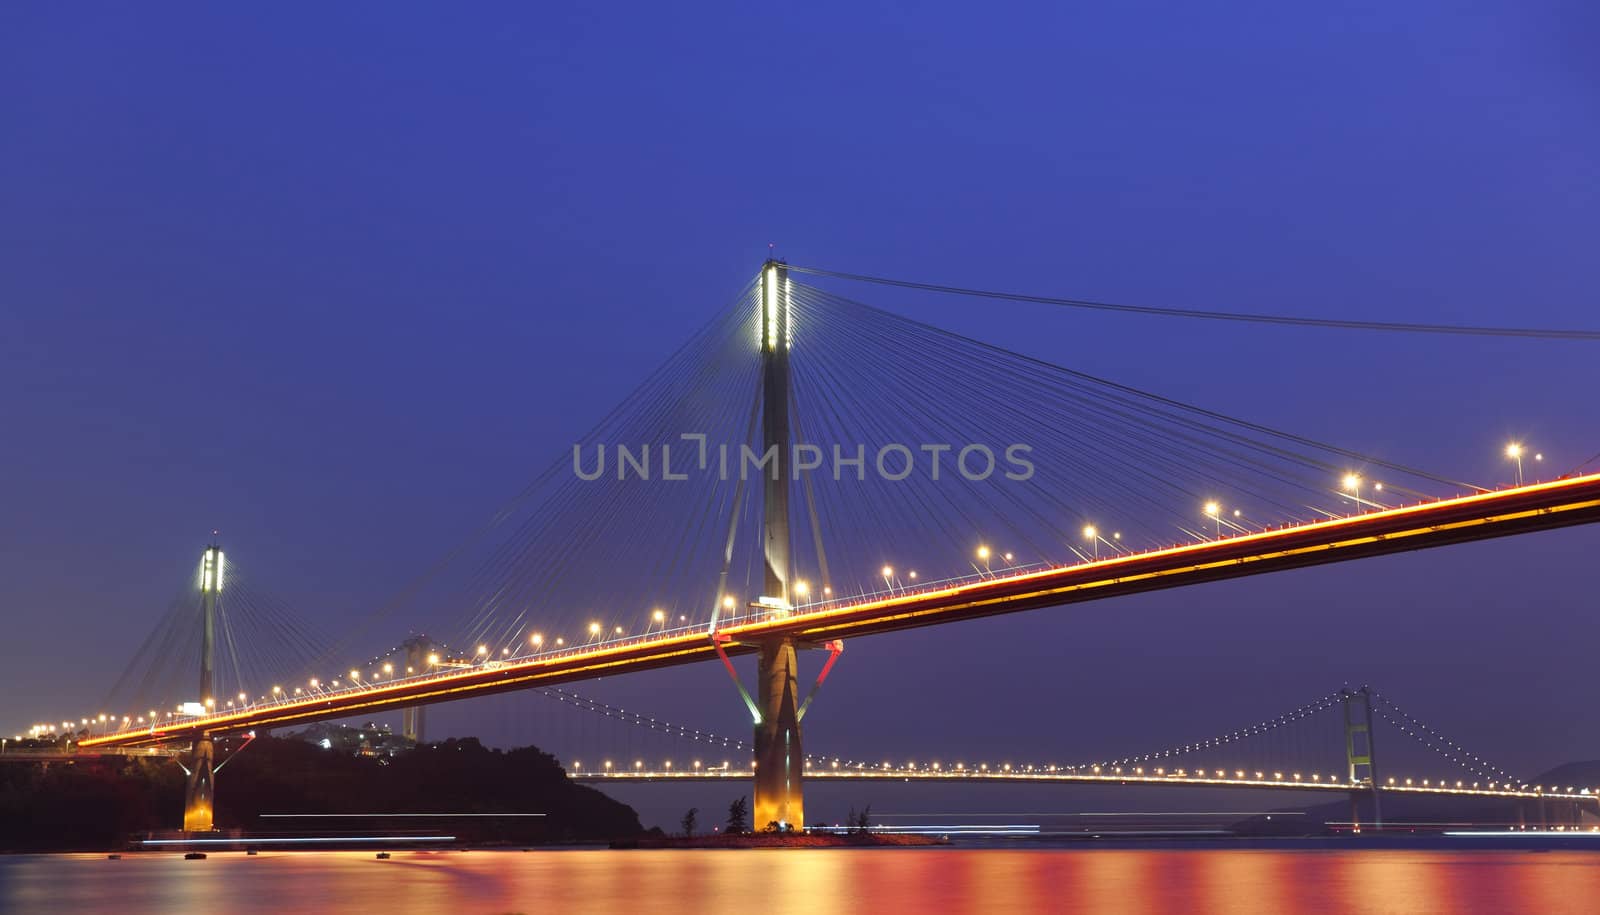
left=17, top=261, right=1600, bottom=833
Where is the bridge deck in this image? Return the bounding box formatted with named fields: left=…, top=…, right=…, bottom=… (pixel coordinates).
left=570, top=769, right=1598, bottom=803
left=78, top=472, right=1600, bottom=749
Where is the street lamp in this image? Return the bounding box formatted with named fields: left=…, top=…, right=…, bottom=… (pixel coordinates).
left=1082, top=524, right=1098, bottom=558
left=1506, top=443, right=1524, bottom=486
left=1204, top=501, right=1221, bottom=539
left=1342, top=473, right=1362, bottom=514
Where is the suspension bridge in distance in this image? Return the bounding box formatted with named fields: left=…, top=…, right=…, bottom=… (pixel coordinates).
left=547, top=682, right=1598, bottom=832
left=25, top=260, right=1600, bottom=836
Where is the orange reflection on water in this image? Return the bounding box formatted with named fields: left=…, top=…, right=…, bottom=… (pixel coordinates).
left=9, top=848, right=1600, bottom=914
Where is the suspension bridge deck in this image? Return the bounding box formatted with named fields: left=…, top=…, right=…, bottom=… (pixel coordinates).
left=569, top=767, right=1598, bottom=804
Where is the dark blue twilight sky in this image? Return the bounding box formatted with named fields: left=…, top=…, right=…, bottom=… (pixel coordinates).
left=2, top=3, right=1597, bottom=822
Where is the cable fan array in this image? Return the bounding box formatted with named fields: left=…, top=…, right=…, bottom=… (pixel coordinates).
left=83, top=558, right=326, bottom=734
left=341, top=273, right=1485, bottom=671
left=30, top=260, right=1592, bottom=745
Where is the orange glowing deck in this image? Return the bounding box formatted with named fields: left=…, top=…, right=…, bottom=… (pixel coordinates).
left=80, top=472, right=1600, bottom=749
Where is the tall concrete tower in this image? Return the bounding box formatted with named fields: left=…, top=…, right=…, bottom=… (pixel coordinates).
left=183, top=543, right=222, bottom=832
left=399, top=636, right=436, bottom=743
left=752, top=260, right=803, bottom=830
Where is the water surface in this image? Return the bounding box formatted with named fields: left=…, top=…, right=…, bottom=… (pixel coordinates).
left=4, top=847, right=1599, bottom=913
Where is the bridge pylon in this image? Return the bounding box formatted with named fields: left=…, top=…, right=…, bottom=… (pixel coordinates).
left=751, top=259, right=805, bottom=831
left=399, top=636, right=437, bottom=743
left=183, top=543, right=223, bottom=832
left=1341, top=686, right=1382, bottom=832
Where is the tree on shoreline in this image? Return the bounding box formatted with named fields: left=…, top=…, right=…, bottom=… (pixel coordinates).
left=726, top=796, right=748, bottom=834
left=681, top=807, right=698, bottom=837
left=851, top=804, right=872, bottom=833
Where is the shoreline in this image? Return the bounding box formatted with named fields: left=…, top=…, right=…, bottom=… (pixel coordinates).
left=614, top=832, right=949, bottom=849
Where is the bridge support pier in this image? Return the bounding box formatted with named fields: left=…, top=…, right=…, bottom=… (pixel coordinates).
left=183, top=737, right=216, bottom=831
left=753, top=636, right=804, bottom=830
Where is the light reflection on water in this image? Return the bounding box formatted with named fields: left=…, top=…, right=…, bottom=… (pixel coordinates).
left=4, top=848, right=1600, bottom=914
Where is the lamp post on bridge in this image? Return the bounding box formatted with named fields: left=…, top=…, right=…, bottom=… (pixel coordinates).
left=1342, top=473, right=1362, bottom=516
left=1505, top=443, right=1527, bottom=486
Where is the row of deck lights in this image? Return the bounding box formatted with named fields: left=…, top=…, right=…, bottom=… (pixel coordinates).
left=1198, top=443, right=1547, bottom=541
left=29, top=707, right=1589, bottom=803
left=572, top=756, right=1593, bottom=798
left=59, top=443, right=1563, bottom=737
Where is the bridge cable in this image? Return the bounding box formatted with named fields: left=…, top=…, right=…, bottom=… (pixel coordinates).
left=788, top=265, right=1600, bottom=341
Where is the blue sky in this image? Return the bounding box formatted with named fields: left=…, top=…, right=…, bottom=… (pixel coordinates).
left=2, top=2, right=1596, bottom=826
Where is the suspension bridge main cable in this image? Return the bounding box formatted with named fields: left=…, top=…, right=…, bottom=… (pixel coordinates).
left=788, top=265, right=1600, bottom=341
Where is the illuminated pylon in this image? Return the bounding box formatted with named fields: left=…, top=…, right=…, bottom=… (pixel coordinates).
left=183, top=543, right=223, bottom=831
left=752, top=259, right=804, bottom=832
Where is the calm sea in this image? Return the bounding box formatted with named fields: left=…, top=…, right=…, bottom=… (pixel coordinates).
left=3, top=847, right=1599, bottom=913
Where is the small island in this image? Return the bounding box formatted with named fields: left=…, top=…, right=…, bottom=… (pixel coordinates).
left=0, top=731, right=640, bottom=852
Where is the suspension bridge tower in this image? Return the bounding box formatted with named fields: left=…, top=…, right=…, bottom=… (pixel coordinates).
left=1341, top=686, right=1382, bottom=832
left=183, top=542, right=223, bottom=832
left=753, top=259, right=804, bottom=830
